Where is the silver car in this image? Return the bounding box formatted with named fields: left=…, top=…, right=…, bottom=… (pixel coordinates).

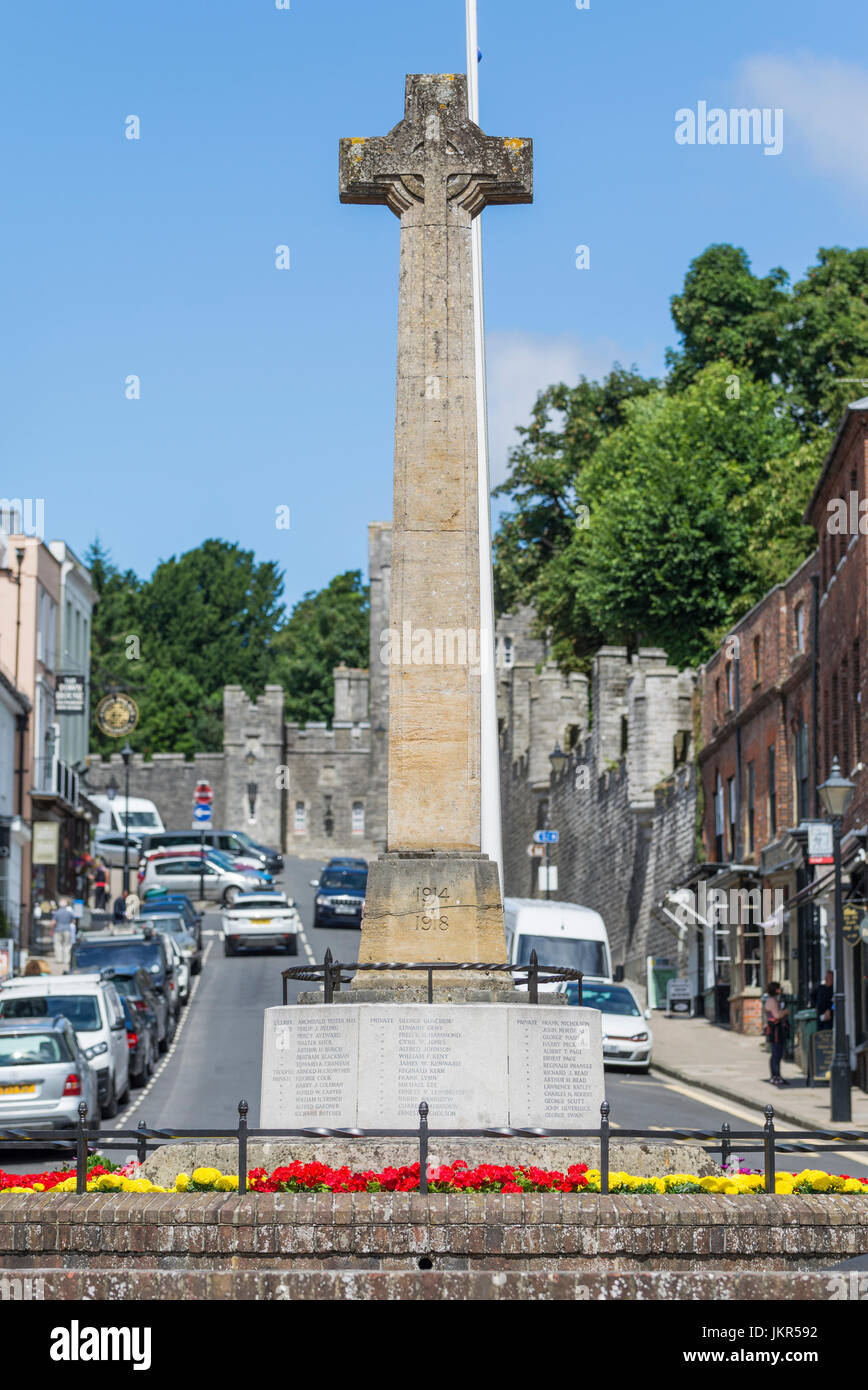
left=139, top=853, right=265, bottom=906
left=0, top=1017, right=100, bottom=1135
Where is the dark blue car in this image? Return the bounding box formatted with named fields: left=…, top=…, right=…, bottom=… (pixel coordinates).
left=140, top=893, right=202, bottom=948
left=312, top=866, right=368, bottom=929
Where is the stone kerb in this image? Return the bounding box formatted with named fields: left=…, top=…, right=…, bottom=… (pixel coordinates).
left=1, top=1194, right=865, bottom=1273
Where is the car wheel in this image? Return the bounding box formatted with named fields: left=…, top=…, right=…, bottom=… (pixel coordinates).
left=224, top=938, right=235, bottom=957
left=102, top=1080, right=118, bottom=1120
left=286, top=936, right=299, bottom=956
left=223, top=886, right=240, bottom=906
left=131, top=1065, right=146, bottom=1089
left=192, top=958, right=202, bottom=975
left=158, top=1031, right=168, bottom=1055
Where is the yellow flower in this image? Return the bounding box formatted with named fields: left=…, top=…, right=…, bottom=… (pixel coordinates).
left=32, top=1183, right=44, bottom=1192
left=191, top=1167, right=222, bottom=1186
left=175, top=1173, right=190, bottom=1191
left=120, top=1178, right=153, bottom=1193
left=4, top=1186, right=30, bottom=1194
left=215, top=1175, right=239, bottom=1191
left=699, top=1176, right=722, bottom=1192
left=843, top=1179, right=865, bottom=1194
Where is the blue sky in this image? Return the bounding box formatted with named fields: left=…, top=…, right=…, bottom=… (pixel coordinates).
left=2, top=0, right=867, bottom=611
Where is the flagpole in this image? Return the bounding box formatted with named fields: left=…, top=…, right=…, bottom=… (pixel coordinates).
left=466, top=0, right=503, bottom=889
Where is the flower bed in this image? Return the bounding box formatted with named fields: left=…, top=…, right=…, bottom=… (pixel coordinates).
left=2, top=1159, right=868, bottom=1196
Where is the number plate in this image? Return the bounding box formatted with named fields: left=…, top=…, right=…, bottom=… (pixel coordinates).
left=249, top=918, right=271, bottom=925
left=334, top=905, right=358, bottom=915
left=0, top=1084, right=36, bottom=1095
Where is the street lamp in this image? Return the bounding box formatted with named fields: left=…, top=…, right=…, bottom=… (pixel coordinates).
left=549, top=742, right=568, bottom=777
left=818, top=756, right=856, bottom=1122
left=121, top=742, right=133, bottom=895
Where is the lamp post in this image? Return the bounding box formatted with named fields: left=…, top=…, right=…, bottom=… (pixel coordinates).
left=818, top=756, right=856, bottom=1123
left=545, top=743, right=568, bottom=900
left=121, top=743, right=133, bottom=895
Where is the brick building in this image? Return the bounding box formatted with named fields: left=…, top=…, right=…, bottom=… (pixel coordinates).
left=695, top=397, right=868, bottom=1090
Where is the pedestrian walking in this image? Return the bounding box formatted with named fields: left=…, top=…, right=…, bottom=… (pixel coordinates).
left=93, top=859, right=109, bottom=911
left=112, top=891, right=128, bottom=925
left=764, top=981, right=789, bottom=1087
left=51, top=898, right=76, bottom=970
left=812, top=970, right=834, bottom=1030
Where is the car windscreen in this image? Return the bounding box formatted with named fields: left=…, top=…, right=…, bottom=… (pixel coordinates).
left=120, top=812, right=161, bottom=828
left=320, top=870, right=367, bottom=891
left=516, top=934, right=608, bottom=977
left=0, top=996, right=102, bottom=1031
left=235, top=896, right=287, bottom=910
left=141, top=916, right=185, bottom=933
left=566, top=983, right=640, bottom=1015
left=0, top=1032, right=71, bottom=1065
left=72, top=943, right=165, bottom=978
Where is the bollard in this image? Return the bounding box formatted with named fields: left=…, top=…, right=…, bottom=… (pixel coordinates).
left=137, top=1120, right=148, bottom=1167
left=323, top=949, right=334, bottom=1004
left=600, top=1100, right=610, bottom=1196
left=720, top=1121, right=731, bottom=1171
left=76, top=1101, right=88, bottom=1194
left=427, top=969, right=433, bottom=1005
left=763, top=1105, right=776, bottom=1194
left=238, top=1099, right=249, bottom=1195
left=418, top=1101, right=429, bottom=1196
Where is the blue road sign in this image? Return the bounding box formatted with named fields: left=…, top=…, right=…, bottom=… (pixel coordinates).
left=533, top=830, right=559, bottom=845
left=192, top=803, right=212, bottom=825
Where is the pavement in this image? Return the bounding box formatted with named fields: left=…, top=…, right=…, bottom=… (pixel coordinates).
left=649, top=1008, right=868, bottom=1133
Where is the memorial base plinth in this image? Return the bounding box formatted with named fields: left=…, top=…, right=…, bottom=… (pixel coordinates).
left=298, top=987, right=567, bottom=1005
left=260, top=1003, right=603, bottom=1130
left=352, top=851, right=507, bottom=991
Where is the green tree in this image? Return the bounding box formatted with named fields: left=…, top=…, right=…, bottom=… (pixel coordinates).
left=275, top=571, right=370, bottom=724
left=784, top=247, right=868, bottom=431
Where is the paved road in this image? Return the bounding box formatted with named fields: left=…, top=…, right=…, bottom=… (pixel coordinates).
left=3, top=857, right=866, bottom=1178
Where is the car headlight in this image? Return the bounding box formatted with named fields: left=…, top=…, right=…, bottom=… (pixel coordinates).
left=316, top=896, right=328, bottom=907
left=629, top=1032, right=649, bottom=1043
left=150, top=963, right=160, bottom=973
left=85, top=1041, right=108, bottom=1060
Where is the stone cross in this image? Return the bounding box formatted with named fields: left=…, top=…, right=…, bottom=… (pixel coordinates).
left=340, top=74, right=532, bottom=859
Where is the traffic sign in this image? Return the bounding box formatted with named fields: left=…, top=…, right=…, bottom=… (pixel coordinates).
left=533, top=830, right=559, bottom=845
left=193, top=803, right=212, bottom=826
left=527, top=844, right=545, bottom=858
left=194, top=781, right=213, bottom=805
left=807, top=821, right=834, bottom=865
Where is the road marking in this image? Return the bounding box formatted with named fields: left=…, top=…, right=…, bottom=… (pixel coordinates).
left=297, top=917, right=316, bottom=964
left=650, top=1074, right=766, bottom=1125
left=114, top=937, right=214, bottom=1128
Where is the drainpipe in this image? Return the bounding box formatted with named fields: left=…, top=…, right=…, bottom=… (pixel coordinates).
left=734, top=654, right=743, bottom=862
left=811, top=573, right=820, bottom=816
left=13, top=547, right=24, bottom=686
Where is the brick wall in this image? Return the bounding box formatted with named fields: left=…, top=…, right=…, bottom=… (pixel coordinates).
left=1, top=1193, right=865, bottom=1272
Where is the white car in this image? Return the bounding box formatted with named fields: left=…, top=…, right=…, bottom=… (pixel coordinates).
left=563, top=979, right=653, bottom=1070
left=162, top=934, right=190, bottom=1005
left=0, top=974, right=131, bottom=1117
left=222, top=892, right=301, bottom=957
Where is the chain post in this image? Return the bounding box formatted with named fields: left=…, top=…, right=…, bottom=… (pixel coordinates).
left=529, top=949, right=539, bottom=1005
left=238, top=1099, right=249, bottom=1195
left=323, top=948, right=334, bottom=1004
left=720, top=1121, right=731, bottom=1171
left=763, top=1105, right=776, bottom=1194
left=76, top=1101, right=88, bottom=1194
left=600, top=1100, right=610, bottom=1195
left=137, top=1119, right=148, bottom=1166
left=419, top=1101, right=429, bottom=1195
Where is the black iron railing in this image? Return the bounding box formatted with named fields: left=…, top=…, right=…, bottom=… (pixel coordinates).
left=281, top=949, right=582, bottom=1005
left=2, top=1100, right=866, bottom=1198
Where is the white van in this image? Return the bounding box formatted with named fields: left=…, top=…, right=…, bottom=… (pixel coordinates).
left=503, top=898, right=614, bottom=987
left=89, top=795, right=165, bottom=837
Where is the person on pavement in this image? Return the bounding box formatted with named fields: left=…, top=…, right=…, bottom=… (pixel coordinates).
left=764, top=981, right=789, bottom=1087
left=52, top=898, right=76, bottom=970
left=93, top=860, right=109, bottom=911
left=812, top=970, right=834, bottom=1030
left=112, top=891, right=128, bottom=925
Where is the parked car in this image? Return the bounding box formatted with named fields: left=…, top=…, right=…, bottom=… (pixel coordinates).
left=70, top=934, right=180, bottom=1047
left=0, top=1016, right=100, bottom=1135
left=0, top=975, right=130, bottom=1119
left=139, top=850, right=265, bottom=906
left=119, top=994, right=156, bottom=1087
left=139, top=852, right=267, bottom=906
left=93, top=829, right=144, bottom=869
left=160, top=933, right=190, bottom=1006
left=139, top=829, right=283, bottom=876
left=90, top=794, right=164, bottom=837
left=562, top=979, right=653, bottom=1071
left=110, top=964, right=170, bottom=1053
left=310, top=864, right=368, bottom=929
left=138, top=846, right=272, bottom=884
left=139, top=893, right=203, bottom=947
left=324, top=857, right=368, bottom=871
left=222, top=892, right=301, bottom=957
left=142, top=912, right=202, bottom=975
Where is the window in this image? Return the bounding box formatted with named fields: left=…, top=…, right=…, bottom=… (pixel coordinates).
left=714, top=773, right=725, bottom=862
left=795, top=713, right=809, bottom=821
left=746, top=761, right=756, bottom=853
left=351, top=801, right=365, bottom=836
left=855, top=640, right=862, bottom=766
left=753, top=636, right=761, bottom=684
left=795, top=603, right=806, bottom=653
left=768, top=746, right=777, bottom=837
left=831, top=673, right=840, bottom=765
left=841, top=658, right=851, bottom=773
left=726, top=661, right=736, bottom=711
left=715, top=678, right=721, bottom=720
left=294, top=801, right=306, bottom=834
left=727, top=776, right=737, bottom=857
left=501, top=636, right=514, bottom=670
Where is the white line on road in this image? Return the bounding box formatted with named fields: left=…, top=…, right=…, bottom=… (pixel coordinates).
left=296, top=917, right=316, bottom=964
left=114, top=937, right=214, bottom=1129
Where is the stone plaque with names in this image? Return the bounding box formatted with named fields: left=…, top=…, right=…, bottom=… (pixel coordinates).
left=260, top=1007, right=358, bottom=1128
left=261, top=1004, right=604, bottom=1131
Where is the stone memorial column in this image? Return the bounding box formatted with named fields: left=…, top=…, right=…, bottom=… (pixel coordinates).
left=340, top=75, right=532, bottom=990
